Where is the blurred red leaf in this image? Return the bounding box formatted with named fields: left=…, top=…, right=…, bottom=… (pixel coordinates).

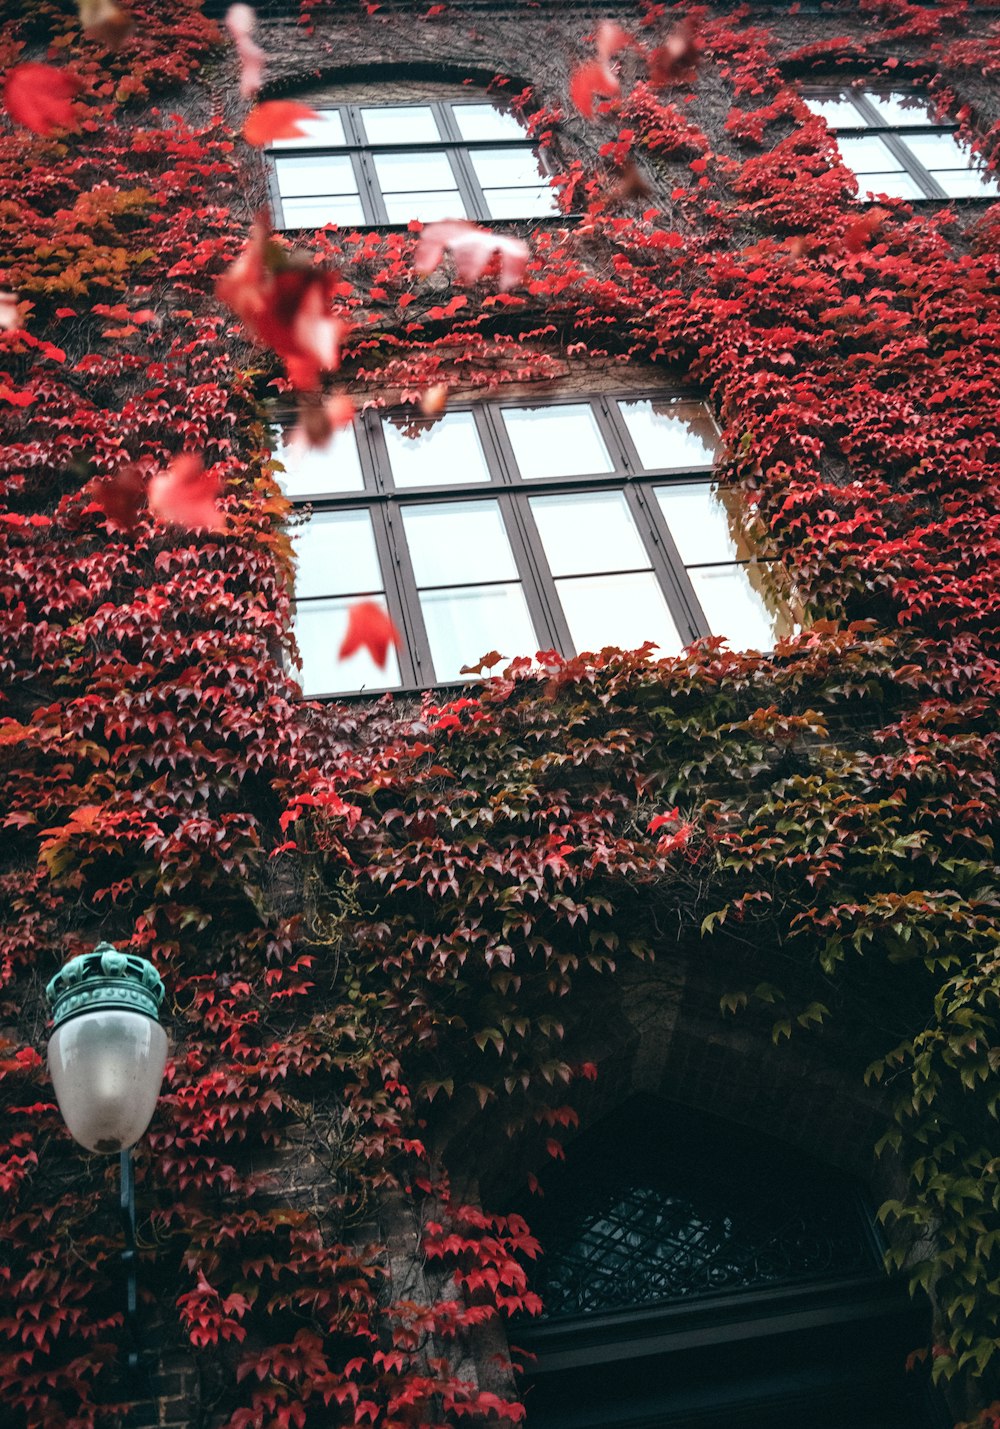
left=216, top=215, right=348, bottom=391
left=3, top=64, right=81, bottom=136
left=647, top=18, right=702, bottom=88
left=414, top=220, right=530, bottom=292
left=420, top=383, right=448, bottom=416
left=289, top=391, right=354, bottom=449
left=226, top=3, right=265, bottom=99
left=147, top=454, right=225, bottom=532
left=595, top=19, right=634, bottom=64
left=244, top=101, right=319, bottom=147
left=84, top=462, right=147, bottom=531
left=339, top=601, right=401, bottom=669
left=570, top=60, right=620, bottom=118
left=78, top=0, right=132, bottom=49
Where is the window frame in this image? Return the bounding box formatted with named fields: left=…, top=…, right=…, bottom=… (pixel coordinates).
left=266, top=98, right=558, bottom=230
left=803, top=83, right=998, bottom=202
left=283, top=391, right=793, bottom=699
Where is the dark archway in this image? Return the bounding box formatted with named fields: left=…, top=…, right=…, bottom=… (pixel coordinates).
left=514, top=1096, right=944, bottom=1429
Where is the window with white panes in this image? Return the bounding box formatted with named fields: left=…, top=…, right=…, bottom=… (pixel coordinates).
left=266, top=98, right=558, bottom=229
left=277, top=395, right=798, bottom=697
left=804, top=85, right=999, bottom=201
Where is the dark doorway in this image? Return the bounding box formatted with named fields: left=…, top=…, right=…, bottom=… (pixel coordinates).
left=514, top=1098, right=942, bottom=1429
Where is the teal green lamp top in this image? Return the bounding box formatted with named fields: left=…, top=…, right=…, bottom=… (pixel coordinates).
left=45, top=943, right=165, bottom=1028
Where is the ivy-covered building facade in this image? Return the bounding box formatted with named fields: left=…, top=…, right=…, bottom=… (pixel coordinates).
left=1, top=0, right=999, bottom=1426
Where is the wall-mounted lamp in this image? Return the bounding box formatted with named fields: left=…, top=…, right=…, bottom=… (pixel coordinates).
left=45, top=943, right=168, bottom=1376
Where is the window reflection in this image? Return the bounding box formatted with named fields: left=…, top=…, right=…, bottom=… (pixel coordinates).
left=274, top=424, right=364, bottom=500
left=557, top=572, right=683, bottom=658
left=383, top=413, right=491, bottom=489
left=420, top=584, right=536, bottom=682
left=292, top=509, right=381, bottom=599
left=503, top=405, right=614, bottom=480
left=618, top=399, right=718, bottom=471
left=295, top=596, right=400, bottom=695
left=530, top=491, right=649, bottom=576
left=402, top=500, right=518, bottom=585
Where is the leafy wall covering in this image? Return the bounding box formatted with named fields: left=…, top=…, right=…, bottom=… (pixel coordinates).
left=1, top=0, right=999, bottom=1425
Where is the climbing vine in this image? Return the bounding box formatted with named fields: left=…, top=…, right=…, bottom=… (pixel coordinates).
left=0, top=0, right=999, bottom=1425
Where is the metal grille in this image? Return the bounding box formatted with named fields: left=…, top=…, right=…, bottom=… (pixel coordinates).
left=528, top=1107, right=881, bottom=1320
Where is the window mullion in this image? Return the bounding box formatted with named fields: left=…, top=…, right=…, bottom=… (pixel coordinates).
left=369, top=503, right=421, bottom=687
left=502, top=492, right=573, bottom=656
left=450, top=147, right=490, bottom=223
left=381, top=499, right=434, bottom=684
left=629, top=483, right=704, bottom=643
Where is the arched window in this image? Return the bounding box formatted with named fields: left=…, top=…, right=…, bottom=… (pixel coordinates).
left=515, top=1099, right=941, bottom=1429
left=265, top=82, right=558, bottom=229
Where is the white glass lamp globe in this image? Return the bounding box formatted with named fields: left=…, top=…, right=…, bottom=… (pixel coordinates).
left=45, top=944, right=168, bottom=1155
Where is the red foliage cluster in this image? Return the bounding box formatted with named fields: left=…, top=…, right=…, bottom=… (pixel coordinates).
left=0, top=0, right=999, bottom=1425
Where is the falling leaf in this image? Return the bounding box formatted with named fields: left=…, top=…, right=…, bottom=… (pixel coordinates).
left=2, top=64, right=82, bottom=137
left=84, top=462, right=148, bottom=531
left=243, top=100, right=320, bottom=148
left=289, top=391, right=354, bottom=449
left=595, top=19, right=634, bottom=64
left=420, top=383, right=448, bottom=417
left=78, top=0, right=132, bottom=50
left=0, top=292, right=21, bottom=332
left=339, top=601, right=401, bottom=669
left=606, top=161, right=652, bottom=202
left=647, top=17, right=702, bottom=89
left=569, top=59, right=620, bottom=119
left=414, top=220, right=530, bottom=293
left=225, top=3, right=266, bottom=100
left=215, top=215, right=349, bottom=391
left=147, top=453, right=225, bottom=532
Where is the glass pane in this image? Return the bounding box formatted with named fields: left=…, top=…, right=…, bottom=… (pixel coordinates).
left=530, top=491, right=651, bottom=577
left=835, top=135, right=904, bottom=174
left=402, top=500, right=518, bottom=586
left=383, top=191, right=468, bottom=223
left=555, top=572, right=683, bottom=657
left=655, top=483, right=756, bottom=565
left=280, top=195, right=366, bottom=227
left=469, top=146, right=547, bottom=189
left=903, top=132, right=973, bottom=170
left=420, top=583, right=536, bottom=682
left=268, top=109, right=347, bottom=150
left=383, top=411, right=490, bottom=489
left=483, top=186, right=559, bottom=219
left=274, top=423, right=364, bottom=499
left=864, top=92, right=937, bottom=127
left=618, top=399, right=717, bottom=470
left=502, top=404, right=614, bottom=480
left=295, top=596, right=400, bottom=696
left=275, top=154, right=359, bottom=198
left=360, top=105, right=441, bottom=145
left=374, top=150, right=458, bottom=192
left=804, top=95, right=866, bottom=129
left=858, top=171, right=926, bottom=200
left=452, top=104, right=526, bottom=141
left=292, top=509, right=382, bottom=599
left=931, top=166, right=1000, bottom=197
left=688, top=563, right=794, bottom=651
